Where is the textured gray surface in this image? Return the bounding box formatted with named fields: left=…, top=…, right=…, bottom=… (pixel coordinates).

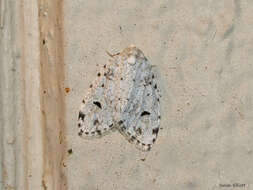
left=65, top=0, right=253, bottom=189
left=1, top=0, right=253, bottom=190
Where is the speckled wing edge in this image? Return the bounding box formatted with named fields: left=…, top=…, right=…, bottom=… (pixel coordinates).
left=116, top=47, right=161, bottom=151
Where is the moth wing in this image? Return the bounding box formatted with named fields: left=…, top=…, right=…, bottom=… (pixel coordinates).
left=78, top=63, right=116, bottom=138
left=118, top=57, right=161, bottom=151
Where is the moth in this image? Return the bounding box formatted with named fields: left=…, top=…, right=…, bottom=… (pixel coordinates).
left=78, top=45, right=161, bottom=151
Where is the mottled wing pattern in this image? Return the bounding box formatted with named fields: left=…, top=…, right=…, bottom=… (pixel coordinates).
left=78, top=61, right=116, bottom=137
left=78, top=46, right=161, bottom=151
left=117, top=49, right=161, bottom=151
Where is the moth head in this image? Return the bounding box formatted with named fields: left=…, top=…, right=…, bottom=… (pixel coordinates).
left=122, top=45, right=145, bottom=65
left=127, top=56, right=136, bottom=64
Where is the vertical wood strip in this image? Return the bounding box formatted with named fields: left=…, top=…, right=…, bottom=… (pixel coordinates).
left=38, top=0, right=68, bottom=189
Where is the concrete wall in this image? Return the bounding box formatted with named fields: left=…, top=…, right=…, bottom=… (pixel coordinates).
left=1, top=0, right=253, bottom=189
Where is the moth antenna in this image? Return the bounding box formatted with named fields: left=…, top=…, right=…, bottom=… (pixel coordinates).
left=106, top=51, right=120, bottom=58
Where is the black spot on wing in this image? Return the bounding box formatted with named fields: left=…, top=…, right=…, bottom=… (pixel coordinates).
left=96, top=130, right=102, bottom=135
left=140, top=111, right=150, bottom=116
left=152, top=127, right=159, bottom=135
left=78, top=111, right=85, bottom=121
left=93, top=101, right=102, bottom=109
left=93, top=119, right=99, bottom=126
left=118, top=120, right=123, bottom=125
left=129, top=136, right=136, bottom=142
left=78, top=129, right=83, bottom=136
left=120, top=125, right=126, bottom=131
left=136, top=128, right=142, bottom=135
